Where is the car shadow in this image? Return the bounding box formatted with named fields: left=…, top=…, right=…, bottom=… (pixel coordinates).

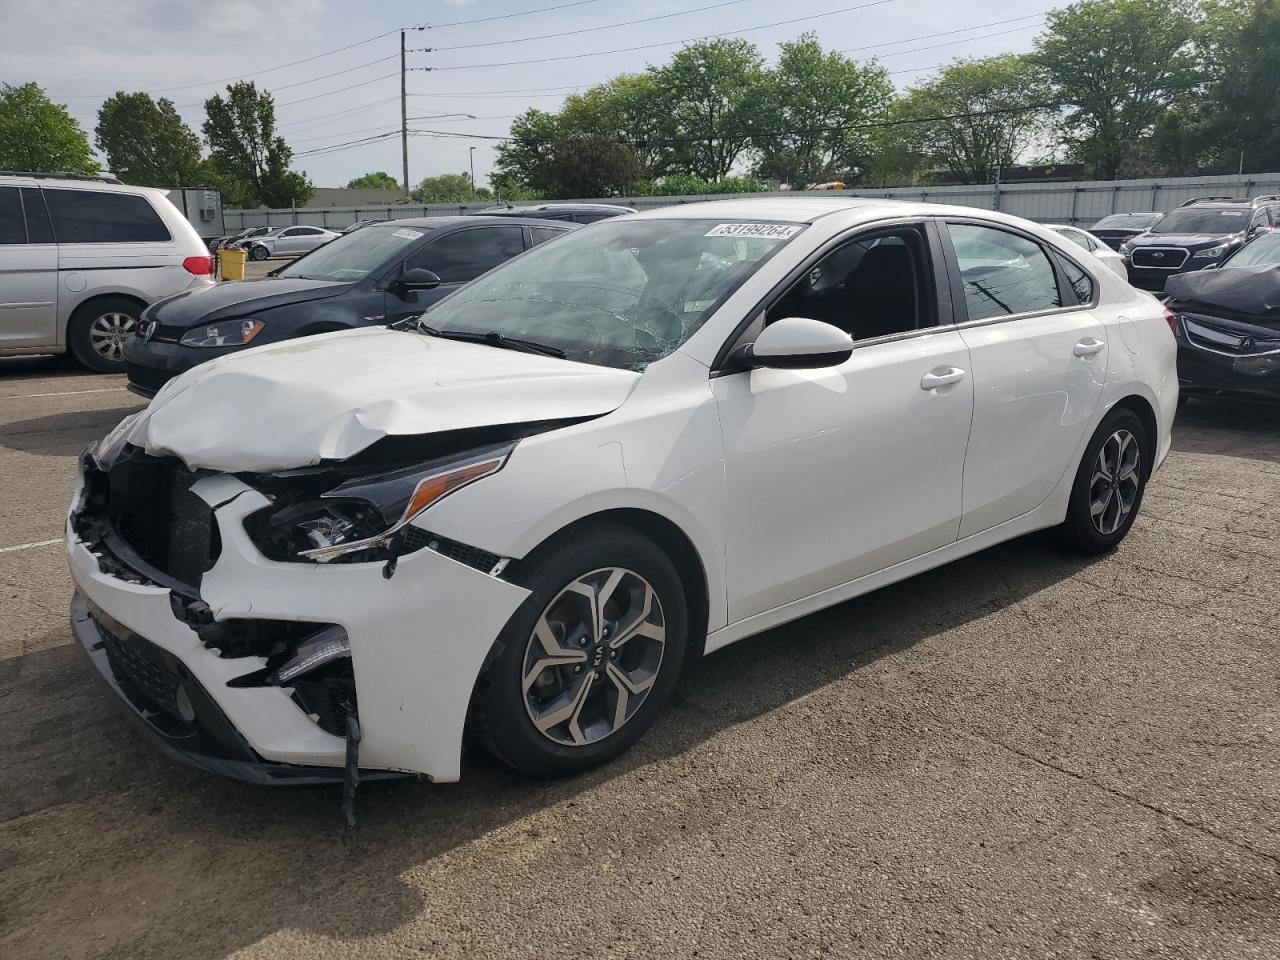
left=1172, top=395, right=1280, bottom=461
left=3, top=530, right=1102, bottom=958
left=0, top=405, right=142, bottom=458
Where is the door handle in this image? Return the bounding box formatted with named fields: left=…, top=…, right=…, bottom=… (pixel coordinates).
left=1073, top=337, right=1105, bottom=358
left=920, top=367, right=967, bottom=390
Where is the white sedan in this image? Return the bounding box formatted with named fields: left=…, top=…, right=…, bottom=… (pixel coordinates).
left=233, top=224, right=341, bottom=261
left=1050, top=224, right=1130, bottom=280
left=68, top=199, right=1176, bottom=786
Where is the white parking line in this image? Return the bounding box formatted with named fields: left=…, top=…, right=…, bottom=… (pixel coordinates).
left=0, top=387, right=125, bottom=401
left=0, top=538, right=61, bottom=555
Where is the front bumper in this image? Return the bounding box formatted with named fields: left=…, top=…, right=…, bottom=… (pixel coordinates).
left=1126, top=259, right=1219, bottom=290
left=123, top=337, right=241, bottom=399
left=67, top=468, right=531, bottom=783
left=1177, top=342, right=1280, bottom=401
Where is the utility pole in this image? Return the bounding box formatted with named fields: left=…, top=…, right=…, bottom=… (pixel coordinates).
left=469, top=146, right=477, bottom=200
left=400, top=30, right=410, bottom=199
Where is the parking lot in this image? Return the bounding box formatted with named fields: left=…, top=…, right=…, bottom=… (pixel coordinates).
left=0, top=355, right=1275, bottom=960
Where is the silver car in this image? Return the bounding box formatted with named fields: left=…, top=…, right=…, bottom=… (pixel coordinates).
left=0, top=173, right=215, bottom=372
left=237, top=225, right=341, bottom=261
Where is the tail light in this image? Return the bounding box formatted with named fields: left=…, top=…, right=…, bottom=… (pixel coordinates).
left=1163, top=307, right=1179, bottom=334
left=183, top=255, right=216, bottom=277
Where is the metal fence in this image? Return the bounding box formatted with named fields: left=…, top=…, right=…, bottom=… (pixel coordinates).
left=224, top=171, right=1280, bottom=230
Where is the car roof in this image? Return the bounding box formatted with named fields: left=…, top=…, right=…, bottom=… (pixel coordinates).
left=478, top=203, right=635, bottom=213
left=365, top=215, right=579, bottom=230
left=0, top=173, right=172, bottom=198
left=622, top=196, right=1057, bottom=227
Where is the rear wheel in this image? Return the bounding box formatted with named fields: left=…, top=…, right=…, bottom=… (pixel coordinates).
left=1060, top=407, right=1150, bottom=554
left=67, top=296, right=141, bottom=373
left=474, top=524, right=687, bottom=777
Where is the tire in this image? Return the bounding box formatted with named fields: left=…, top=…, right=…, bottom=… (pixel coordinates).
left=249, top=244, right=270, bottom=261
left=66, top=296, right=141, bottom=373
left=474, top=523, right=688, bottom=777
left=1060, top=407, right=1150, bottom=554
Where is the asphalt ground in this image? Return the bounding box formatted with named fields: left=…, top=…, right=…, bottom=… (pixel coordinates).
left=1, top=351, right=1278, bottom=960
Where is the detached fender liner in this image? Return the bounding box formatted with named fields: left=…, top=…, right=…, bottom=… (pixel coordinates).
left=72, top=591, right=404, bottom=787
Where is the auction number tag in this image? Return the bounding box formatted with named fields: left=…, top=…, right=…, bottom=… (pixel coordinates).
left=705, top=223, right=802, bottom=239
left=393, top=228, right=425, bottom=240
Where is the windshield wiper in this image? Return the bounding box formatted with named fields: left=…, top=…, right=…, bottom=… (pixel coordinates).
left=417, top=323, right=565, bottom=358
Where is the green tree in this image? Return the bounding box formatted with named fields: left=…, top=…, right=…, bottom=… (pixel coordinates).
left=0, top=82, right=98, bottom=173
left=493, top=108, right=560, bottom=196
left=649, top=39, right=770, bottom=181
left=202, top=82, right=312, bottom=208
left=94, top=92, right=202, bottom=186
left=891, top=55, right=1051, bottom=184
left=346, top=171, right=400, bottom=189
left=412, top=173, right=477, bottom=202
left=1195, top=0, right=1280, bottom=172
left=753, top=35, right=893, bottom=186
left=1033, top=0, right=1201, bottom=179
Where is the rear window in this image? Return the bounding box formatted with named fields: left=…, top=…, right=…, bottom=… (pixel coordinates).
left=44, top=189, right=172, bottom=243
left=0, top=187, right=23, bottom=244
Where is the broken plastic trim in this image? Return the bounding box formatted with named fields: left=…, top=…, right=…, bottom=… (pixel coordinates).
left=268, top=626, right=351, bottom=685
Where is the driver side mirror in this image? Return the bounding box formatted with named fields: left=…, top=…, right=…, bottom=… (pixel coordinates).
left=731, top=316, right=854, bottom=370
left=394, top=267, right=442, bottom=292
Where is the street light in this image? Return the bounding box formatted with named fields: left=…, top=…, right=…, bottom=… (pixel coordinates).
left=469, top=146, right=477, bottom=199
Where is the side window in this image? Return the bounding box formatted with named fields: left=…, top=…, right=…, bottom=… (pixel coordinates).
left=765, top=227, right=934, bottom=342
left=298, top=227, right=323, bottom=235
left=0, top=188, right=24, bottom=244
left=574, top=213, right=610, bottom=223
left=44, top=190, right=171, bottom=243
left=280, top=227, right=303, bottom=236
left=948, top=223, right=1062, bottom=321
left=1057, top=255, right=1094, bottom=305
left=415, top=226, right=525, bottom=283
left=21, top=189, right=54, bottom=243
left=529, top=226, right=566, bottom=246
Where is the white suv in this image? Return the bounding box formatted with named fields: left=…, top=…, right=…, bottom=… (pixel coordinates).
left=0, top=174, right=216, bottom=372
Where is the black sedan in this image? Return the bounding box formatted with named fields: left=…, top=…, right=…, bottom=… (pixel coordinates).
left=125, top=216, right=576, bottom=398
left=1166, top=230, right=1280, bottom=405
left=1088, top=212, right=1163, bottom=251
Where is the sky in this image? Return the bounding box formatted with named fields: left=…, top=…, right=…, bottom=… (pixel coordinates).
left=4, top=0, right=1055, bottom=191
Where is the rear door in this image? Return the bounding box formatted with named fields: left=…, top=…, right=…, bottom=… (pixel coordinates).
left=942, top=219, right=1107, bottom=538
left=0, top=185, right=58, bottom=349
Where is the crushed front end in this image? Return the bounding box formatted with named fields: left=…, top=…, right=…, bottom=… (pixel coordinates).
left=67, top=441, right=531, bottom=784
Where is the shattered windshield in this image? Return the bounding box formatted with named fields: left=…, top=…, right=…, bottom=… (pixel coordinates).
left=419, top=218, right=803, bottom=369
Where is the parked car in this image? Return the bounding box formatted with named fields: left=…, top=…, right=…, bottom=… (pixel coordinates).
left=474, top=202, right=635, bottom=223
left=1165, top=228, right=1280, bottom=404
left=205, top=226, right=271, bottom=252
left=231, top=225, right=342, bottom=261
left=1088, top=212, right=1164, bottom=250
left=71, top=199, right=1175, bottom=787
left=0, top=172, right=215, bottom=372
left=342, top=219, right=386, bottom=234
left=1049, top=225, right=1129, bottom=280
left=1121, top=196, right=1280, bottom=290
left=124, top=216, right=576, bottom=397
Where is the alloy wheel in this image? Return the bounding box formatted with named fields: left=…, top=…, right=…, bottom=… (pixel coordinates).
left=89, top=312, right=136, bottom=362
left=1089, top=428, right=1141, bottom=535
left=521, top=566, right=666, bottom=747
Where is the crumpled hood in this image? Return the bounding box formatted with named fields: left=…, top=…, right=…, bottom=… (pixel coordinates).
left=1166, top=264, right=1280, bottom=321
left=117, top=327, right=641, bottom=471
left=148, top=277, right=353, bottom=328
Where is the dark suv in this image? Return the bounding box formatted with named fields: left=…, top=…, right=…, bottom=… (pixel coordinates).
left=1122, top=196, right=1280, bottom=290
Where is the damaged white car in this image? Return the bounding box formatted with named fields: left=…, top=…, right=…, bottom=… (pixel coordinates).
left=68, top=199, right=1177, bottom=786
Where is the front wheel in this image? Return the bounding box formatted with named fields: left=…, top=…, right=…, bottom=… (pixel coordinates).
left=1060, top=407, right=1150, bottom=554
left=473, top=524, right=687, bottom=777
left=249, top=244, right=270, bottom=261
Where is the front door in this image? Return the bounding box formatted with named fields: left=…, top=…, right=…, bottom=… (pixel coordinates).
left=0, top=186, right=58, bottom=349
left=713, top=222, right=973, bottom=623
left=385, top=224, right=527, bottom=325
left=942, top=220, right=1108, bottom=538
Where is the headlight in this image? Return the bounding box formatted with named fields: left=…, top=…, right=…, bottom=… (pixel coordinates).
left=1119, top=242, right=1134, bottom=255
left=180, top=318, right=266, bottom=347
left=248, top=443, right=514, bottom=563
left=1192, top=244, right=1229, bottom=259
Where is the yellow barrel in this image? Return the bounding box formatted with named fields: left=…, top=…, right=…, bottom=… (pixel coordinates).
left=220, top=248, right=247, bottom=281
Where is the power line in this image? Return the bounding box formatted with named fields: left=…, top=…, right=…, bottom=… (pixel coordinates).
left=858, top=22, right=1045, bottom=60
left=52, top=29, right=401, bottom=98
left=277, top=97, right=402, bottom=131
left=420, top=0, right=614, bottom=30
left=273, top=72, right=400, bottom=109
left=837, top=13, right=1045, bottom=54
left=413, top=0, right=902, bottom=71
left=408, top=85, right=584, bottom=98
left=419, top=0, right=754, bottom=53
